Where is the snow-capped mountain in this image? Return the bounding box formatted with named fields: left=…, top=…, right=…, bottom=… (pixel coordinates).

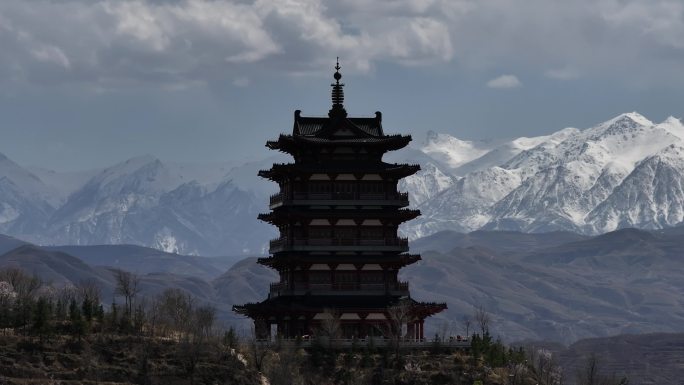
left=385, top=147, right=457, bottom=207
left=586, top=143, right=684, bottom=232
left=0, top=153, right=277, bottom=256
left=1, top=112, right=683, bottom=255
left=420, top=130, right=500, bottom=172
left=0, top=153, right=58, bottom=239
left=403, top=112, right=684, bottom=238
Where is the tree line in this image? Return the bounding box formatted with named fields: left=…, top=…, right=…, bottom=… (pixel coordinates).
left=0, top=267, right=233, bottom=344
left=0, top=266, right=629, bottom=385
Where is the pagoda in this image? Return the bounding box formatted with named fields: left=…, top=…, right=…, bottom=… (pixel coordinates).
left=233, top=60, right=446, bottom=341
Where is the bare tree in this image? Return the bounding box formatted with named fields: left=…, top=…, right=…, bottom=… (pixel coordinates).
left=438, top=321, right=456, bottom=342
left=474, top=304, right=491, bottom=336
left=76, top=279, right=101, bottom=304
left=263, top=344, right=306, bottom=385
left=158, top=288, right=194, bottom=336
left=575, top=354, right=628, bottom=385
left=0, top=268, right=41, bottom=332
left=179, top=304, right=217, bottom=385
left=386, top=299, right=413, bottom=356
left=54, top=284, right=77, bottom=320
left=146, top=295, right=163, bottom=337
left=318, top=308, right=342, bottom=348
left=247, top=324, right=270, bottom=372
left=462, top=314, right=472, bottom=338
left=194, top=304, right=216, bottom=340
left=528, top=347, right=564, bottom=385
left=0, top=268, right=41, bottom=300
left=113, top=269, right=141, bottom=316
left=577, top=354, right=600, bottom=385
left=509, top=363, right=531, bottom=385
left=387, top=300, right=412, bottom=339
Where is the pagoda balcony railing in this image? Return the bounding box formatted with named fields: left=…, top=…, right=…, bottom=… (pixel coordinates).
left=254, top=337, right=471, bottom=349
left=269, top=281, right=409, bottom=297
left=269, top=237, right=409, bottom=252
left=269, top=191, right=409, bottom=206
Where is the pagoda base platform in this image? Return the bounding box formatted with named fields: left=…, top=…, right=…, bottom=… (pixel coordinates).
left=233, top=295, right=446, bottom=340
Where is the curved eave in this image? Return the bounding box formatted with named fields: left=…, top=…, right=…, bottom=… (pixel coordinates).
left=232, top=304, right=251, bottom=316
left=258, top=209, right=420, bottom=224
left=390, top=164, right=421, bottom=178
left=257, top=253, right=421, bottom=268
left=266, top=134, right=412, bottom=154
left=259, top=163, right=420, bottom=181
left=412, top=301, right=448, bottom=318
left=296, top=135, right=411, bottom=149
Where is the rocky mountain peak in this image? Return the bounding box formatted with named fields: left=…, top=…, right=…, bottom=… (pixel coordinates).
left=3, top=112, right=684, bottom=254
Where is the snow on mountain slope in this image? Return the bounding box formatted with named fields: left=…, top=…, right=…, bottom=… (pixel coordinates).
left=0, top=153, right=59, bottom=207
left=0, top=153, right=58, bottom=240
left=400, top=162, right=455, bottom=208
left=385, top=147, right=457, bottom=207
left=420, top=131, right=495, bottom=170
left=587, top=144, right=684, bottom=232
left=44, top=156, right=274, bottom=255
left=485, top=113, right=683, bottom=233
left=3, top=112, right=684, bottom=254
left=402, top=166, right=521, bottom=238
left=454, top=127, right=580, bottom=176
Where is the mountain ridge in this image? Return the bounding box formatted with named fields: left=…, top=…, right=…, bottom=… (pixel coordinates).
left=1, top=112, right=684, bottom=255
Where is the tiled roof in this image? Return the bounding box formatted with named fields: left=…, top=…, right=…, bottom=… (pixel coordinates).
left=296, top=117, right=329, bottom=135
left=297, top=136, right=396, bottom=143
left=295, top=116, right=383, bottom=137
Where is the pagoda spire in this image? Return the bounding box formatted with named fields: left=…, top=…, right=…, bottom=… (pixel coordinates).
left=329, top=57, right=347, bottom=118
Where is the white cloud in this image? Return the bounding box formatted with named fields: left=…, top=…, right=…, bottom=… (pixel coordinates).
left=0, top=0, right=454, bottom=88
left=30, top=45, right=71, bottom=69
left=544, top=68, right=580, bottom=80
left=0, top=0, right=683, bottom=88
left=487, top=74, right=522, bottom=89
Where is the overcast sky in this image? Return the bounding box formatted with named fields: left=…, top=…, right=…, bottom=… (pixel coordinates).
left=1, top=0, right=684, bottom=171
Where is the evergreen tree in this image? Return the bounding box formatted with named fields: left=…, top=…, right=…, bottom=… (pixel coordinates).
left=108, top=301, right=119, bottom=333
left=95, top=304, right=105, bottom=323
left=32, top=297, right=52, bottom=342
left=82, top=295, right=94, bottom=322
left=69, top=298, right=87, bottom=340
left=54, top=298, right=66, bottom=321
left=223, top=327, right=238, bottom=349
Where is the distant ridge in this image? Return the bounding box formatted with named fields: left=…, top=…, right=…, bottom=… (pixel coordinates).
left=2, top=227, right=684, bottom=343
left=2, top=113, right=684, bottom=255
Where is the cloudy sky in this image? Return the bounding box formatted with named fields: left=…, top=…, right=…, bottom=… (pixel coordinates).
left=2, top=0, right=684, bottom=170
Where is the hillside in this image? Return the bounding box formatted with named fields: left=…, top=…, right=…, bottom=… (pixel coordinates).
left=556, top=333, right=684, bottom=385
left=47, top=244, right=239, bottom=280
left=0, top=335, right=261, bottom=385
left=0, top=244, right=229, bottom=315
left=3, top=228, right=684, bottom=346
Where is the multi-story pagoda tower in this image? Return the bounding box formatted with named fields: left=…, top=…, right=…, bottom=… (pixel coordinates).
left=234, top=61, right=446, bottom=341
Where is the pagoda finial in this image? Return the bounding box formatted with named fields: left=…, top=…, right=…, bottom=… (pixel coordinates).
left=329, top=57, right=346, bottom=117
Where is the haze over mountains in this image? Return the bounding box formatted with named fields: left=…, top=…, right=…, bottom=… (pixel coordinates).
left=1, top=112, right=683, bottom=256
left=3, top=226, right=684, bottom=346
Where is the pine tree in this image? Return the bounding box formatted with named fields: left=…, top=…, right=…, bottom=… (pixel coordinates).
left=223, top=327, right=238, bottom=349
left=69, top=298, right=87, bottom=340
left=32, top=297, right=52, bottom=343
left=108, top=301, right=119, bottom=333
left=82, top=295, right=94, bottom=322
left=54, top=298, right=66, bottom=321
